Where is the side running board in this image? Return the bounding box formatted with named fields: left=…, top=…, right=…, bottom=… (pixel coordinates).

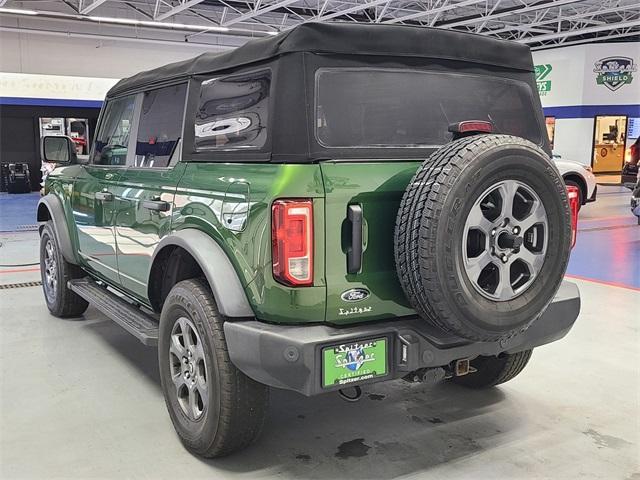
left=68, top=278, right=159, bottom=346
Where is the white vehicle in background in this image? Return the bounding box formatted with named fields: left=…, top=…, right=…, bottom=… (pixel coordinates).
left=553, top=154, right=597, bottom=209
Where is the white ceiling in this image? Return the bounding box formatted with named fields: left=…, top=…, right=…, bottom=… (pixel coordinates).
left=1, top=0, right=639, bottom=51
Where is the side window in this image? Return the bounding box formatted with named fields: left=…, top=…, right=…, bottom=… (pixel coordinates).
left=134, top=83, right=187, bottom=168
left=194, top=70, right=270, bottom=151
left=92, top=95, right=136, bottom=166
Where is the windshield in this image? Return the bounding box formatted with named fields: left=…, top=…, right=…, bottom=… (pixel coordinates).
left=315, top=68, right=542, bottom=148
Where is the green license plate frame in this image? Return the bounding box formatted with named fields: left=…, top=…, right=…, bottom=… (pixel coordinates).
left=321, top=337, right=389, bottom=389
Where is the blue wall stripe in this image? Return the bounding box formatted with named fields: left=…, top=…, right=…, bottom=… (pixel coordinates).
left=543, top=104, right=640, bottom=119
left=0, top=97, right=103, bottom=108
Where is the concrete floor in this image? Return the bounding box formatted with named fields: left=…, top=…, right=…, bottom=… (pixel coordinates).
left=1, top=188, right=639, bottom=479
left=567, top=186, right=640, bottom=288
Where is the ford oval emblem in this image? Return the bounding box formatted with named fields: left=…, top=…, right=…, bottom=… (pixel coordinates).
left=341, top=288, right=370, bottom=303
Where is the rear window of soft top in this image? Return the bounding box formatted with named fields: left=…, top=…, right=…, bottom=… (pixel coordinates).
left=315, top=68, right=541, bottom=148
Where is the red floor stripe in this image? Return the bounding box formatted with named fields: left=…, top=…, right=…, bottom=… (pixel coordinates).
left=579, top=215, right=634, bottom=223
left=0, top=267, right=41, bottom=274
left=578, top=224, right=637, bottom=233
left=565, top=274, right=640, bottom=292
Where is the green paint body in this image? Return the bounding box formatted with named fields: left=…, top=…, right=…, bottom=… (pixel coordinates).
left=46, top=158, right=423, bottom=325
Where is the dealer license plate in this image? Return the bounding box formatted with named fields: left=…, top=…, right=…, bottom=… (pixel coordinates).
left=322, top=338, right=387, bottom=388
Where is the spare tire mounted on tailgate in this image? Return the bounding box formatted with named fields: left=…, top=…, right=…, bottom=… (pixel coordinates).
left=395, top=134, right=572, bottom=341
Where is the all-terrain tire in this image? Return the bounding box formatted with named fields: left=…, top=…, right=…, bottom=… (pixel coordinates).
left=395, top=134, right=572, bottom=341
left=451, top=350, right=533, bottom=388
left=39, top=221, right=89, bottom=318
left=158, top=278, right=269, bottom=458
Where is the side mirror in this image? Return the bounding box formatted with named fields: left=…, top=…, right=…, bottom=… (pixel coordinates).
left=41, top=136, right=78, bottom=164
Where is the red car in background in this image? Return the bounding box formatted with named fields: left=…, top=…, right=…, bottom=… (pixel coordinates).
left=622, top=137, right=640, bottom=188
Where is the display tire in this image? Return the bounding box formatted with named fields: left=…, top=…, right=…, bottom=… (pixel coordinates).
left=395, top=134, right=572, bottom=341
left=158, top=278, right=269, bottom=458
left=451, top=350, right=533, bottom=388
left=39, top=221, right=89, bottom=318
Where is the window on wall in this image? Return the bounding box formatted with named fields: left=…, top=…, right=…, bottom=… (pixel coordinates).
left=134, top=83, right=187, bottom=168
left=592, top=115, right=628, bottom=174
left=92, top=95, right=136, bottom=166
left=194, top=70, right=270, bottom=151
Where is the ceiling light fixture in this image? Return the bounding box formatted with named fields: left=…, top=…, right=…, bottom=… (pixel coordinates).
left=0, top=7, right=278, bottom=36
left=0, top=7, right=39, bottom=15
left=88, top=16, right=230, bottom=32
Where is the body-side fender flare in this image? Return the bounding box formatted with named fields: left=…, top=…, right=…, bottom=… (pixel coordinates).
left=37, top=194, right=78, bottom=264
left=151, top=229, right=254, bottom=318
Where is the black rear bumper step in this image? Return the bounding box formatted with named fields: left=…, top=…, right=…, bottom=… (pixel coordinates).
left=224, top=281, right=581, bottom=396
left=68, top=278, right=158, bottom=346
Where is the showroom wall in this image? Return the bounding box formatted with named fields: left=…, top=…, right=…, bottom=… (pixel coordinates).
left=532, top=42, right=640, bottom=170
left=0, top=30, right=235, bottom=189
left=2, top=28, right=639, bottom=180
left=0, top=71, right=110, bottom=189
left=0, top=69, right=118, bottom=189
left=0, top=30, right=229, bottom=78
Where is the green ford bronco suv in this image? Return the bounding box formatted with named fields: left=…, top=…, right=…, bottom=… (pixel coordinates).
left=38, top=23, right=581, bottom=458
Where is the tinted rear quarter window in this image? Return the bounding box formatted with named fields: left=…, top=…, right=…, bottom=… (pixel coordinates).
left=194, top=70, right=270, bottom=151
left=315, top=68, right=541, bottom=148
left=135, top=83, right=187, bottom=168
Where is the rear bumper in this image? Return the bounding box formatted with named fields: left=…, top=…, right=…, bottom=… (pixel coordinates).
left=586, top=184, right=597, bottom=203
left=224, top=281, right=580, bottom=396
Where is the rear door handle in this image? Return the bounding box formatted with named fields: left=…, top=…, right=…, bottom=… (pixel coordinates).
left=142, top=197, right=170, bottom=212
left=95, top=190, right=113, bottom=201
left=347, top=204, right=363, bottom=274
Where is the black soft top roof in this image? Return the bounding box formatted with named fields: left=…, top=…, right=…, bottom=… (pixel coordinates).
left=108, top=22, right=533, bottom=97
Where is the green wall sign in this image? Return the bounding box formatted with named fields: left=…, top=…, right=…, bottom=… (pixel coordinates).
left=535, top=64, right=553, bottom=96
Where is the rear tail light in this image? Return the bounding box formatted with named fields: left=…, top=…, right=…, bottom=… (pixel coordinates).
left=566, top=185, right=580, bottom=248
left=272, top=199, right=313, bottom=286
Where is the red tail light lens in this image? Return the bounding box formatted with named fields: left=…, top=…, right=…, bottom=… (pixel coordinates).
left=272, top=199, right=313, bottom=286
left=448, top=120, right=493, bottom=134
left=566, top=185, right=580, bottom=248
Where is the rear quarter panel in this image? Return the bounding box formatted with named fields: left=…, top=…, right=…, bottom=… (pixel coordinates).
left=173, top=163, right=327, bottom=323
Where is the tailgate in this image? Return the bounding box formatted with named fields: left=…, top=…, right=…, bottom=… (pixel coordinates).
left=320, top=160, right=422, bottom=324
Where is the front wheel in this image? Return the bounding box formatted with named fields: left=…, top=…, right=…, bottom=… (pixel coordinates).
left=451, top=350, right=533, bottom=389
left=158, top=278, right=269, bottom=458
left=40, top=221, right=89, bottom=318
